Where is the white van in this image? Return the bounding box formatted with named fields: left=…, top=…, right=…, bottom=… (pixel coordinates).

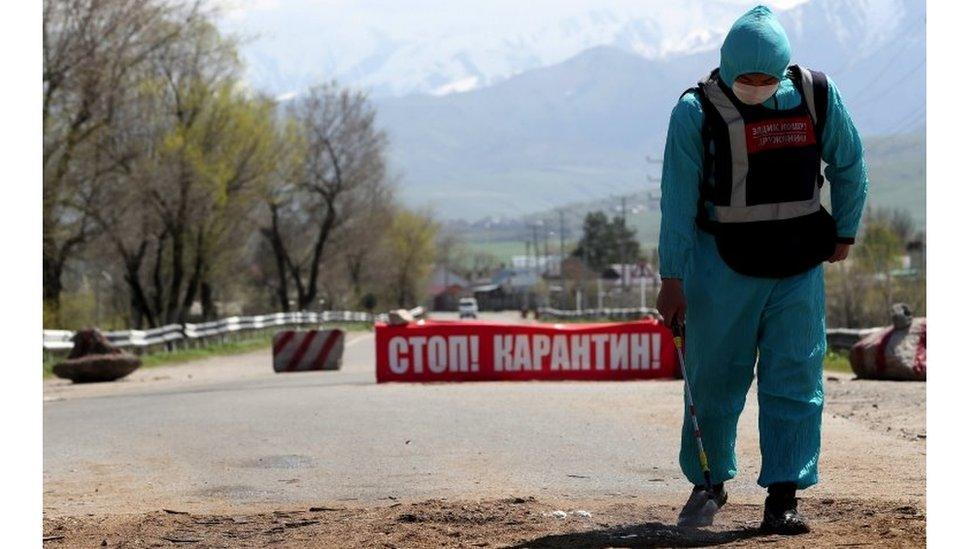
left=458, top=297, right=479, bottom=319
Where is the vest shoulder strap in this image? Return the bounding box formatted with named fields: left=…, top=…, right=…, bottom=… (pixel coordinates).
left=695, top=114, right=719, bottom=235
left=679, top=87, right=699, bottom=101
left=811, top=70, right=829, bottom=138
left=794, top=65, right=829, bottom=141
left=689, top=77, right=719, bottom=234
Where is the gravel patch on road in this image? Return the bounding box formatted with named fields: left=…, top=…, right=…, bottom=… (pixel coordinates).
left=825, top=375, right=926, bottom=442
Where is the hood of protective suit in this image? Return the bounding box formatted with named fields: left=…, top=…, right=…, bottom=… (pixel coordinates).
left=719, top=5, right=792, bottom=87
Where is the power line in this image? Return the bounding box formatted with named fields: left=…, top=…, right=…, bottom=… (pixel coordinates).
left=844, top=15, right=926, bottom=99
left=849, top=58, right=925, bottom=107
left=867, top=108, right=926, bottom=150
left=542, top=218, right=550, bottom=275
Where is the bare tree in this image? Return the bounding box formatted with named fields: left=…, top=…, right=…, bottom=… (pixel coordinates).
left=42, top=0, right=200, bottom=318
left=824, top=207, right=925, bottom=328
left=260, top=83, right=389, bottom=311
left=44, top=2, right=435, bottom=327
left=340, top=179, right=396, bottom=301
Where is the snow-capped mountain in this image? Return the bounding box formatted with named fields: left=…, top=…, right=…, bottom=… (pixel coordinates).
left=220, top=0, right=925, bottom=220
left=370, top=0, right=924, bottom=218
left=221, top=0, right=806, bottom=98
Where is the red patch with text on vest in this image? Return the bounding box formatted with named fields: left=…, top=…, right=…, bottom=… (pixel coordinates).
left=744, top=116, right=816, bottom=153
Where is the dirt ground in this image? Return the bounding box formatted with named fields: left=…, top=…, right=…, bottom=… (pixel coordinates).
left=823, top=375, right=926, bottom=442
left=43, top=496, right=924, bottom=548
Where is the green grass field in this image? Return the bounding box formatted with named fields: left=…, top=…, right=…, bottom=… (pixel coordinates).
left=823, top=349, right=853, bottom=374
left=463, top=239, right=532, bottom=262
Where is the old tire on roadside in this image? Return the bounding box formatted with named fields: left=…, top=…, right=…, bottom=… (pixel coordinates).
left=53, top=354, right=141, bottom=383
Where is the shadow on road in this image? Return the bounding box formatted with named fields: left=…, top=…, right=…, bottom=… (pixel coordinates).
left=508, top=521, right=766, bottom=548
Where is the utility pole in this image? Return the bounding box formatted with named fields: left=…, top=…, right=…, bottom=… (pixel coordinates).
left=442, top=260, right=448, bottom=311
left=559, top=210, right=567, bottom=309
left=597, top=277, right=604, bottom=310
left=640, top=276, right=647, bottom=309
left=523, top=240, right=531, bottom=310
left=532, top=224, right=539, bottom=277
left=559, top=211, right=566, bottom=258
left=542, top=219, right=550, bottom=276
left=619, top=195, right=628, bottom=289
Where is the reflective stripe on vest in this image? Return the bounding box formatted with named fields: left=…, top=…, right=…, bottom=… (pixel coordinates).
left=699, top=67, right=822, bottom=223
left=798, top=66, right=819, bottom=127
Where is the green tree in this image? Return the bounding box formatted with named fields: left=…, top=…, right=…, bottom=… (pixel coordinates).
left=571, top=211, right=642, bottom=272
left=386, top=210, right=439, bottom=307
left=94, top=18, right=275, bottom=326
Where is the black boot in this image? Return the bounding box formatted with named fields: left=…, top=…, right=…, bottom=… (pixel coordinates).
left=677, top=482, right=728, bottom=527
left=760, top=483, right=810, bottom=535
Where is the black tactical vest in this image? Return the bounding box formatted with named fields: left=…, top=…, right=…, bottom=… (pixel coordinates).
left=688, top=64, right=837, bottom=278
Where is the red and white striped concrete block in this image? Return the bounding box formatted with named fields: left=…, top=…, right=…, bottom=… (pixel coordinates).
left=272, top=330, right=345, bottom=373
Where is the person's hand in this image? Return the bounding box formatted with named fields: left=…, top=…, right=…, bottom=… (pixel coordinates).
left=828, top=243, right=851, bottom=263
left=656, top=278, right=687, bottom=327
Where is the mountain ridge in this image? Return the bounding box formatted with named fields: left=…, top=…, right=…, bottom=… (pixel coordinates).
left=227, top=0, right=799, bottom=98
left=372, top=0, right=924, bottom=218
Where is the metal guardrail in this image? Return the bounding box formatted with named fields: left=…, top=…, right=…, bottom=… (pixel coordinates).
left=536, top=307, right=880, bottom=350
left=44, top=308, right=881, bottom=353
left=43, top=310, right=375, bottom=352
left=537, top=307, right=661, bottom=320
left=42, top=330, right=76, bottom=351
left=825, top=327, right=881, bottom=350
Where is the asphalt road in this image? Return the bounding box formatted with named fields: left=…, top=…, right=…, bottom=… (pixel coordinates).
left=43, top=312, right=925, bottom=518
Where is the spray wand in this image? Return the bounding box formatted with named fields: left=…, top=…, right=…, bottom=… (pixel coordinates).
left=671, top=319, right=714, bottom=497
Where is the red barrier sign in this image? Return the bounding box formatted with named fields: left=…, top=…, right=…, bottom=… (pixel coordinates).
left=375, top=319, right=676, bottom=383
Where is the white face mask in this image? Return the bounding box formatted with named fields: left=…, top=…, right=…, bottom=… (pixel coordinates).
left=732, top=81, right=779, bottom=105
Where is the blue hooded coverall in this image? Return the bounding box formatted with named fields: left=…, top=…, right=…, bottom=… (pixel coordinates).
left=659, top=6, right=868, bottom=489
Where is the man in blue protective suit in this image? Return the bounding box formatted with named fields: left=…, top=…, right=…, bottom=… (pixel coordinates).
left=656, top=5, right=868, bottom=534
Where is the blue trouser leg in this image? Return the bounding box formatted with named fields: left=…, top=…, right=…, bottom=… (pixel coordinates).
left=680, top=233, right=775, bottom=486
left=756, top=265, right=826, bottom=489
left=680, top=233, right=825, bottom=490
